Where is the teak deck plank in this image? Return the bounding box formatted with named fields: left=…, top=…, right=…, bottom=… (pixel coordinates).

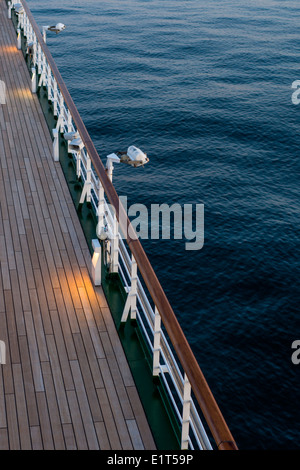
left=0, top=0, right=155, bottom=450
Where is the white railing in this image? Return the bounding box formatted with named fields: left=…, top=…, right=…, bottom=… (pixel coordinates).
left=7, top=0, right=237, bottom=451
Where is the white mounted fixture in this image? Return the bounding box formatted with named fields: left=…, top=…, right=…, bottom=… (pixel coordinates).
left=106, top=146, right=149, bottom=182
left=43, top=23, right=66, bottom=42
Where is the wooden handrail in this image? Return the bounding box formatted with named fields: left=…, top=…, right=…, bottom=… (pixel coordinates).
left=20, top=0, right=238, bottom=450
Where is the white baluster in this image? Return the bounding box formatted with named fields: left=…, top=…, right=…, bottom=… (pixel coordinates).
left=110, top=213, right=119, bottom=274
left=42, top=52, right=46, bottom=86
left=181, top=374, right=191, bottom=450
left=56, top=94, right=64, bottom=131
left=91, top=239, right=102, bottom=286
left=52, top=129, right=59, bottom=162
left=96, top=181, right=105, bottom=238
left=53, top=79, right=58, bottom=116
left=8, top=2, right=12, bottom=19
left=121, top=254, right=137, bottom=322
left=31, top=67, right=37, bottom=93
left=79, top=155, right=92, bottom=205
left=76, top=149, right=81, bottom=179
left=47, top=64, right=52, bottom=101
left=67, top=110, right=72, bottom=132
left=17, top=28, right=21, bottom=49
left=37, top=43, right=41, bottom=75
left=32, top=40, right=37, bottom=66
left=153, top=307, right=161, bottom=376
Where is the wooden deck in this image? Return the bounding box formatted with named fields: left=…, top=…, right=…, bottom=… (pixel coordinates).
left=0, top=0, right=155, bottom=450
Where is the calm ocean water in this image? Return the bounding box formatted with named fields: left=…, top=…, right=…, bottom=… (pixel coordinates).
left=27, top=0, right=299, bottom=449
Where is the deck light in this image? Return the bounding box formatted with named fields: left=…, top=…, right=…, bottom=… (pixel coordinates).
left=106, top=146, right=149, bottom=181
left=42, top=23, right=66, bottom=43
left=64, top=131, right=79, bottom=141
left=97, top=226, right=108, bottom=241
left=68, top=138, right=84, bottom=152
left=124, top=146, right=149, bottom=167
left=14, top=3, right=24, bottom=15
left=63, top=131, right=84, bottom=152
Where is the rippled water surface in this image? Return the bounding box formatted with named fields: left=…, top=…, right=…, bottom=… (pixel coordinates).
left=26, top=0, right=300, bottom=449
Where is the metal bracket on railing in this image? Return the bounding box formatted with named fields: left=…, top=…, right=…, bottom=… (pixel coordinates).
left=121, top=254, right=137, bottom=322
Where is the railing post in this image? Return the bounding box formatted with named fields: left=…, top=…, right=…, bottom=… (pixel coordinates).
left=28, top=23, right=33, bottom=44
left=181, top=373, right=192, bottom=450
left=43, top=26, right=47, bottom=43
left=153, top=307, right=161, bottom=376
left=20, top=8, right=24, bottom=30
left=121, top=254, right=137, bottom=322
left=17, top=28, right=21, bottom=49
left=24, top=14, right=28, bottom=38
left=52, top=129, right=59, bottom=161
left=53, top=79, right=58, bottom=116
left=76, top=149, right=81, bottom=178
left=47, top=64, right=52, bottom=101
left=109, top=212, right=119, bottom=274
left=42, top=52, right=46, bottom=86
left=96, top=181, right=105, bottom=236
left=37, top=43, right=41, bottom=75
left=67, top=110, right=72, bottom=132
left=17, top=10, right=23, bottom=31
left=91, top=239, right=101, bottom=286
left=79, top=155, right=92, bottom=205
left=38, top=52, right=46, bottom=88
left=56, top=94, right=65, bottom=131
left=106, top=158, right=113, bottom=182
left=32, top=40, right=37, bottom=66
left=31, top=67, right=37, bottom=93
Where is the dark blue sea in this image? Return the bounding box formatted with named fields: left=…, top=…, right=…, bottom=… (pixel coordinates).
left=27, top=0, right=299, bottom=450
